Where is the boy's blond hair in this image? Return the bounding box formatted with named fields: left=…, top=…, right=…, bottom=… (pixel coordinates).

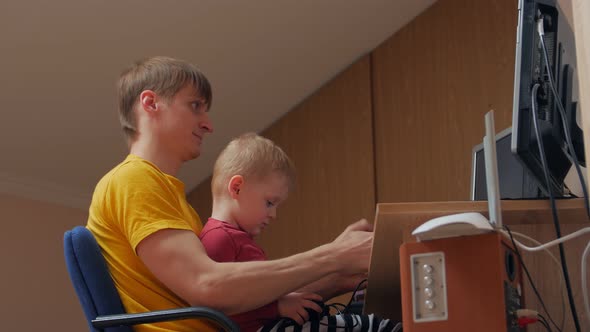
left=117, top=56, right=213, bottom=143
left=212, top=133, right=296, bottom=198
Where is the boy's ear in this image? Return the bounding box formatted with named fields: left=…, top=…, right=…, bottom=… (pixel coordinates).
left=139, top=90, right=159, bottom=114
left=228, top=175, right=244, bottom=199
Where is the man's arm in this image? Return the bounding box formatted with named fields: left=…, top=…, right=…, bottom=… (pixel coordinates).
left=136, top=219, right=373, bottom=315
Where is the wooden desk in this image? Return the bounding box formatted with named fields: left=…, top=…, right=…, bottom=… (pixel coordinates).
left=364, top=199, right=588, bottom=331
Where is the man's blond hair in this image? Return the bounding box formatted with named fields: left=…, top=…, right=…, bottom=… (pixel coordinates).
left=117, top=56, right=212, bottom=143
left=212, top=133, right=296, bottom=198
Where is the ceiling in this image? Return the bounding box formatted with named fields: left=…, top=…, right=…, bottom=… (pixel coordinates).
left=0, top=0, right=436, bottom=210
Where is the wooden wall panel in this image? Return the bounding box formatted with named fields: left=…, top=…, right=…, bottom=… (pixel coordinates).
left=258, top=56, right=375, bottom=259
left=187, top=176, right=212, bottom=225
left=372, top=0, right=517, bottom=203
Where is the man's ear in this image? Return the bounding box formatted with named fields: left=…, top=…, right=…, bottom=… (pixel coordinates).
left=139, top=90, right=159, bottom=115
left=228, top=175, right=244, bottom=199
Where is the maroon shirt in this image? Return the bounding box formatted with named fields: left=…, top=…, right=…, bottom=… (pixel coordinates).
left=199, top=218, right=280, bottom=332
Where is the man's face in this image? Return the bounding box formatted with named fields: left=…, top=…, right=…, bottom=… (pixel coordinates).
left=234, top=172, right=290, bottom=237
left=159, top=84, right=213, bottom=161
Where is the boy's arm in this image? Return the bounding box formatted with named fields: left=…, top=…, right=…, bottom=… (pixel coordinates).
left=136, top=219, right=373, bottom=315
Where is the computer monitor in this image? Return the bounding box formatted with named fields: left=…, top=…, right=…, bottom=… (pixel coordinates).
left=471, top=127, right=543, bottom=200
left=511, top=0, right=584, bottom=197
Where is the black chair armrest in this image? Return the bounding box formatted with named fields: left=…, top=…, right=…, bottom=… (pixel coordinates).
left=91, top=307, right=240, bottom=331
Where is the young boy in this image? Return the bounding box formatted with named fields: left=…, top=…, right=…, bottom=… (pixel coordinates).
left=199, top=133, right=401, bottom=332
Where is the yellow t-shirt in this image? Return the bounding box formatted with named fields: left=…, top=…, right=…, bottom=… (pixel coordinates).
left=87, top=154, right=215, bottom=332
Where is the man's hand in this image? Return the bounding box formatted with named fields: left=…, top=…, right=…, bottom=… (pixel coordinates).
left=277, top=292, right=323, bottom=325
left=339, top=218, right=374, bottom=233
left=331, top=219, right=374, bottom=275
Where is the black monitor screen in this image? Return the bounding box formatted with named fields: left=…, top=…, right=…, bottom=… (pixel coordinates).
left=511, top=0, right=583, bottom=197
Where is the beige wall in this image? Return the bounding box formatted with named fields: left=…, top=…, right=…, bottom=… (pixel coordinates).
left=0, top=193, right=87, bottom=331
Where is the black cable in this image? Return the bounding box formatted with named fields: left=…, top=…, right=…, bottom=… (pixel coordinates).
left=537, top=18, right=590, bottom=219
left=531, top=82, right=581, bottom=332
left=345, top=278, right=368, bottom=309
left=317, top=303, right=360, bottom=330
left=539, top=320, right=552, bottom=332
left=504, top=225, right=562, bottom=332
left=538, top=314, right=553, bottom=332
left=329, top=302, right=348, bottom=310
left=319, top=278, right=368, bottom=330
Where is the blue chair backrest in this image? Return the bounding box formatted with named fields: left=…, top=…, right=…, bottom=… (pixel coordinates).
left=64, top=226, right=131, bottom=332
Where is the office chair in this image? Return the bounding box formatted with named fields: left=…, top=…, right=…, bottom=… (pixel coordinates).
left=64, top=226, right=240, bottom=332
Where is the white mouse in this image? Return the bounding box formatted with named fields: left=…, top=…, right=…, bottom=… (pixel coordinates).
left=412, top=212, right=495, bottom=242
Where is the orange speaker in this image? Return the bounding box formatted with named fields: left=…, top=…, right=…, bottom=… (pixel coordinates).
left=399, top=232, right=524, bottom=332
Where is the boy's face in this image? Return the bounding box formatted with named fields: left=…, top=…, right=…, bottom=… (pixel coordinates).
left=233, top=172, right=289, bottom=237
left=157, top=84, right=213, bottom=161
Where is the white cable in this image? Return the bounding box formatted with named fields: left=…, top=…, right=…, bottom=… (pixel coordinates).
left=582, top=240, right=590, bottom=326
left=501, top=227, right=590, bottom=252
left=507, top=230, right=566, bottom=331
left=537, top=17, right=545, bottom=37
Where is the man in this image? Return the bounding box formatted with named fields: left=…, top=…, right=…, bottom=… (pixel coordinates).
left=87, top=56, right=374, bottom=331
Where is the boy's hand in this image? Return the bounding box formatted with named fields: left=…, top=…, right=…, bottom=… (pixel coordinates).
left=278, top=292, right=323, bottom=325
